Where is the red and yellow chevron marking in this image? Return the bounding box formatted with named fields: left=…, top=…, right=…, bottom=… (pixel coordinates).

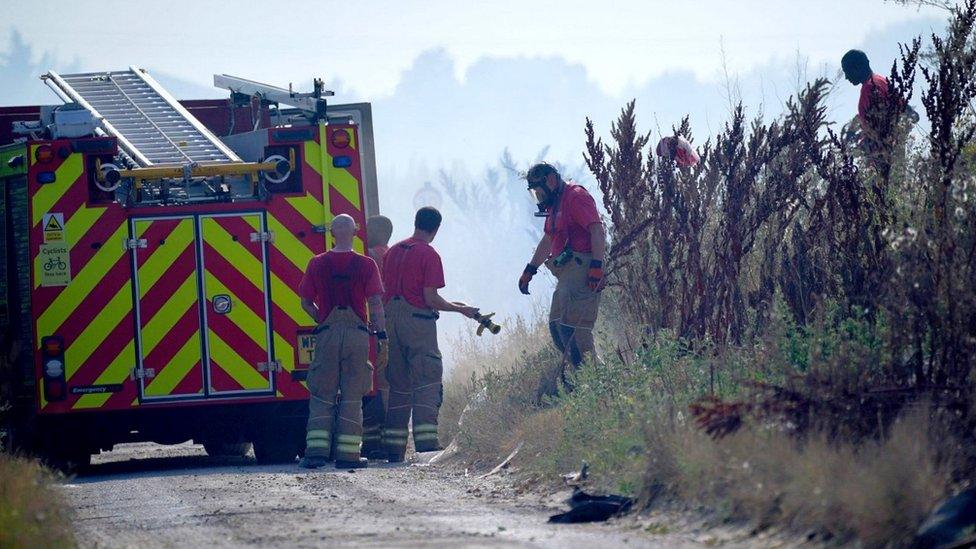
left=133, top=218, right=205, bottom=400
left=201, top=215, right=272, bottom=393
left=299, top=123, right=367, bottom=251
left=28, top=146, right=135, bottom=412
left=28, top=124, right=371, bottom=413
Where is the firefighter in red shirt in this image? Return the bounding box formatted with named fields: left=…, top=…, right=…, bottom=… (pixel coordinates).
left=518, top=163, right=606, bottom=386
left=842, top=49, right=916, bottom=163
left=381, top=207, right=480, bottom=462
left=362, top=215, right=394, bottom=458
left=298, top=214, right=387, bottom=469
left=842, top=48, right=901, bottom=143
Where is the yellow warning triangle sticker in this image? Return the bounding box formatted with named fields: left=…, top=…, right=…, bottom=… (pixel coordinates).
left=44, top=216, right=63, bottom=231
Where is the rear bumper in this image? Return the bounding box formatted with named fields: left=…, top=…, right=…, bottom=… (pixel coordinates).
left=30, top=400, right=309, bottom=452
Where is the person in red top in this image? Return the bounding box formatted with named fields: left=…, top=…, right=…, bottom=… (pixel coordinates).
left=361, top=214, right=394, bottom=458
left=842, top=49, right=892, bottom=136
left=381, top=207, right=480, bottom=462
left=297, top=214, right=386, bottom=470
left=518, top=163, right=606, bottom=389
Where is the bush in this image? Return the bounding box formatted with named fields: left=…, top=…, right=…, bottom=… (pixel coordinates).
left=583, top=0, right=976, bottom=436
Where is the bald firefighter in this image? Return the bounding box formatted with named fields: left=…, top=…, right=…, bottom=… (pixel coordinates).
left=381, top=207, right=480, bottom=462
left=518, top=163, right=606, bottom=388
left=298, top=214, right=387, bottom=469
left=362, top=215, right=394, bottom=459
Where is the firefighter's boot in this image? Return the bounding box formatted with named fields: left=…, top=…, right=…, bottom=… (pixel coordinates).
left=412, top=376, right=443, bottom=453
left=361, top=392, right=387, bottom=459
left=299, top=455, right=330, bottom=469
left=336, top=457, right=369, bottom=469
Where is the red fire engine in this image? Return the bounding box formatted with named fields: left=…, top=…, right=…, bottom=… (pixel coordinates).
left=0, top=67, right=379, bottom=468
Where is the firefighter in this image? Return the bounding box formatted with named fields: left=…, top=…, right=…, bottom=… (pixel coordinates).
left=518, top=163, right=606, bottom=389
left=381, top=207, right=480, bottom=462
left=298, top=214, right=387, bottom=469
left=842, top=49, right=891, bottom=139
left=841, top=49, right=916, bottom=169
left=362, top=215, right=394, bottom=459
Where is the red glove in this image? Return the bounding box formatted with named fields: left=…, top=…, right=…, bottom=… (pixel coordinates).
left=587, top=260, right=605, bottom=291
left=518, top=264, right=538, bottom=295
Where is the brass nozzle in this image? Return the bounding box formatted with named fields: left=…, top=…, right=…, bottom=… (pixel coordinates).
left=473, top=312, right=502, bottom=336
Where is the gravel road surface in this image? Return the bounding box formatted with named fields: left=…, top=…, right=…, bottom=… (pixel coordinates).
left=59, top=442, right=762, bottom=548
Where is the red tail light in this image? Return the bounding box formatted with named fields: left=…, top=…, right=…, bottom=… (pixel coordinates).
left=41, top=335, right=67, bottom=402
left=47, top=380, right=65, bottom=400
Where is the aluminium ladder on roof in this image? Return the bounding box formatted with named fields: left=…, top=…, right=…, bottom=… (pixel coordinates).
left=42, top=66, right=241, bottom=167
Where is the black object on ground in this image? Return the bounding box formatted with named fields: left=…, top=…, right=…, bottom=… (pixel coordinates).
left=913, top=487, right=976, bottom=549
left=548, top=488, right=634, bottom=524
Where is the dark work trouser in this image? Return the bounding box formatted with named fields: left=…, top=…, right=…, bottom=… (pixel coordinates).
left=381, top=298, right=443, bottom=458
left=546, top=251, right=601, bottom=387
left=305, top=308, right=371, bottom=462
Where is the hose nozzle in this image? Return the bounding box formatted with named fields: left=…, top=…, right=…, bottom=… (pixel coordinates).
left=473, top=312, right=501, bottom=336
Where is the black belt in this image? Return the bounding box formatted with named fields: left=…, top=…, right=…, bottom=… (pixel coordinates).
left=312, top=324, right=368, bottom=334
left=390, top=296, right=438, bottom=320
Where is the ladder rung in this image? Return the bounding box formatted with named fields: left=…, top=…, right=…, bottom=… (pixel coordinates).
left=47, top=67, right=239, bottom=166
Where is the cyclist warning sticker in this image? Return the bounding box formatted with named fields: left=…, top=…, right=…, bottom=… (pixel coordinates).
left=39, top=244, right=71, bottom=286
left=42, top=213, right=65, bottom=243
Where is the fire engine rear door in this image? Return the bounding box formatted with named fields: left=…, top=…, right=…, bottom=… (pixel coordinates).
left=131, top=216, right=206, bottom=401
left=199, top=213, right=274, bottom=396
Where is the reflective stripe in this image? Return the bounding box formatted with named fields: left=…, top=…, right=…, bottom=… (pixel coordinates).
left=335, top=434, right=362, bottom=444
left=413, top=433, right=439, bottom=442
left=383, top=428, right=408, bottom=436
left=336, top=443, right=361, bottom=454
left=306, top=429, right=331, bottom=440
left=413, top=424, right=438, bottom=433
left=306, top=440, right=331, bottom=448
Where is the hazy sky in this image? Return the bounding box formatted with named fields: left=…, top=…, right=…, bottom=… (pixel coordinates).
left=2, top=1, right=944, bottom=99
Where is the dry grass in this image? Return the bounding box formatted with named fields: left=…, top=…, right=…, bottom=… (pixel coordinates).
left=439, top=314, right=552, bottom=448
left=441, top=316, right=957, bottom=545
left=646, top=406, right=951, bottom=546
left=0, top=454, right=74, bottom=548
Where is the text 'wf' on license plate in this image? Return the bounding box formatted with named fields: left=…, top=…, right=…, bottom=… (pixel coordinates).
left=297, top=332, right=316, bottom=366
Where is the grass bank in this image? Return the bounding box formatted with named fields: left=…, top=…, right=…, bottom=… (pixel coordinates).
left=0, top=453, right=74, bottom=548
left=440, top=309, right=959, bottom=546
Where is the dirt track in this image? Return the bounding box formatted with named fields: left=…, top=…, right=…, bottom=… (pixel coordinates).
left=59, top=442, right=759, bottom=548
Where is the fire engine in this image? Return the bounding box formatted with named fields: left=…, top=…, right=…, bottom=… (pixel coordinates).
left=0, top=67, right=379, bottom=468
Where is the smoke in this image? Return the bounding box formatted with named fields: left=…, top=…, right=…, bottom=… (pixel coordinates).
left=0, top=17, right=945, bottom=369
